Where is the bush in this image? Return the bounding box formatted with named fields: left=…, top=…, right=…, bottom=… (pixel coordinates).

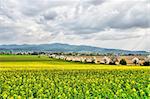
left=143, top=61, right=150, bottom=66
left=119, top=59, right=127, bottom=65
left=109, top=62, right=116, bottom=65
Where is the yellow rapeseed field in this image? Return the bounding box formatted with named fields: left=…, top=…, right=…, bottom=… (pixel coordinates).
left=0, top=55, right=149, bottom=98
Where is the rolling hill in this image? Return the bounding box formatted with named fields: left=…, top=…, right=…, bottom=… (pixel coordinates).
left=0, top=43, right=148, bottom=54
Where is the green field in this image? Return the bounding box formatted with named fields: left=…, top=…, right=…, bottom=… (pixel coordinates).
left=1, top=55, right=150, bottom=70
left=0, top=55, right=150, bottom=98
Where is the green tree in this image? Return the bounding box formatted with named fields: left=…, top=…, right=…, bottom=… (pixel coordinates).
left=143, top=61, right=150, bottom=66
left=119, top=59, right=127, bottom=65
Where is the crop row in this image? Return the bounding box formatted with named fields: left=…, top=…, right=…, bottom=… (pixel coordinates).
left=0, top=70, right=149, bottom=98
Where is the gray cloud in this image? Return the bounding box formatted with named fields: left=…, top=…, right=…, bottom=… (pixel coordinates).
left=84, top=0, right=106, bottom=5
left=62, top=0, right=149, bottom=34
left=43, top=11, right=57, bottom=20
left=0, top=0, right=149, bottom=51
left=95, top=30, right=144, bottom=41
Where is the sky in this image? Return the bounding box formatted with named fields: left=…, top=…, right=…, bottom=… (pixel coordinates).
left=0, top=0, right=150, bottom=51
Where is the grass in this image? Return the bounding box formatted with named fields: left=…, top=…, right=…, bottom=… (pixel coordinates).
left=0, top=55, right=150, bottom=70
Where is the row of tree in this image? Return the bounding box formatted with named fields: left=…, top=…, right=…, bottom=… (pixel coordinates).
left=50, top=54, right=150, bottom=66
left=119, top=57, right=150, bottom=66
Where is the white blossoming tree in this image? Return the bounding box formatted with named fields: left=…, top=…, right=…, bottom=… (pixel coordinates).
left=103, top=56, right=110, bottom=64
left=132, top=57, right=139, bottom=65
left=143, top=55, right=150, bottom=66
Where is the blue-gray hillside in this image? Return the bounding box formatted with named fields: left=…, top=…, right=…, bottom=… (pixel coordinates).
left=0, top=43, right=148, bottom=54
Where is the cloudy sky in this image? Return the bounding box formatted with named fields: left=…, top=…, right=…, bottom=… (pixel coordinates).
left=0, top=0, right=149, bottom=51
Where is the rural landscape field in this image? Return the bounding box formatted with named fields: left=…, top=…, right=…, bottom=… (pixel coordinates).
left=0, top=0, right=149, bottom=98
left=0, top=55, right=150, bottom=98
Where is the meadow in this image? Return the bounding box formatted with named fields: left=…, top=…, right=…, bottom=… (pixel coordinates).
left=0, top=55, right=150, bottom=98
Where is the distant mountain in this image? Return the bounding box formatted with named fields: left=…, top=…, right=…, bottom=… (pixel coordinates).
left=0, top=43, right=148, bottom=54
